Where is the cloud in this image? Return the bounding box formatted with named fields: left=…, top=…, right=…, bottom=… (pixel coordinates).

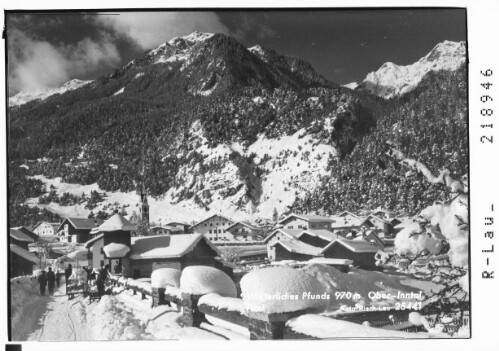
left=8, top=29, right=121, bottom=94
left=231, top=15, right=276, bottom=42
left=92, top=12, right=230, bottom=50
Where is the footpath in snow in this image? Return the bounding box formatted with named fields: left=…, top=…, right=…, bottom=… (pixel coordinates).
left=17, top=280, right=231, bottom=341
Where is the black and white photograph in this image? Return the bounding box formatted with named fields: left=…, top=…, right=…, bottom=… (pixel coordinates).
left=5, top=6, right=475, bottom=343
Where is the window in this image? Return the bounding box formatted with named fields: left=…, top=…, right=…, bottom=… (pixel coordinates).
left=288, top=226, right=293, bottom=229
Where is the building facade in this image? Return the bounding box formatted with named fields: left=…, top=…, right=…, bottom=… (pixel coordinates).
left=190, top=214, right=235, bottom=241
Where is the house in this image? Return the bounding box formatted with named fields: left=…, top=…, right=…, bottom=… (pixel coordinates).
left=190, top=214, right=235, bottom=241
left=265, top=228, right=341, bottom=261
left=226, top=221, right=264, bottom=241
left=10, top=244, right=38, bottom=277
left=320, top=238, right=379, bottom=270
left=366, top=215, right=402, bottom=236
left=165, top=222, right=192, bottom=233
left=85, top=214, right=135, bottom=274
left=278, top=214, right=334, bottom=231
left=354, top=230, right=385, bottom=249
left=296, top=229, right=341, bottom=248
left=371, top=209, right=398, bottom=220
left=85, top=214, right=230, bottom=278
left=329, top=216, right=373, bottom=237
left=269, top=238, right=322, bottom=262
left=150, top=226, right=183, bottom=236
left=9, top=228, right=39, bottom=277
left=57, top=218, right=104, bottom=244
left=32, top=222, right=60, bottom=237
left=336, top=211, right=361, bottom=221
left=129, top=234, right=229, bottom=278
left=10, top=228, right=37, bottom=248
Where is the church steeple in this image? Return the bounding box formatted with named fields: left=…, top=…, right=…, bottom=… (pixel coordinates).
left=138, top=147, right=150, bottom=225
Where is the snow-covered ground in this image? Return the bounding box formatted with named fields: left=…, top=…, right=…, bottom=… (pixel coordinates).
left=12, top=276, right=238, bottom=341
left=26, top=118, right=337, bottom=223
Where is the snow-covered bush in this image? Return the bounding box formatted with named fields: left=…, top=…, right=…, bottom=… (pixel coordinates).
left=420, top=194, right=468, bottom=267
left=394, top=222, right=442, bottom=257
left=180, top=266, right=237, bottom=297
left=151, top=268, right=181, bottom=288
left=240, top=266, right=328, bottom=314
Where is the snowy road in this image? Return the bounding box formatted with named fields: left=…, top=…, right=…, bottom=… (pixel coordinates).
left=27, top=284, right=92, bottom=341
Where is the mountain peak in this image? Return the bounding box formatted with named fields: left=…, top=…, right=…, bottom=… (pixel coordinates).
left=9, top=79, right=92, bottom=107
left=360, top=40, right=466, bottom=99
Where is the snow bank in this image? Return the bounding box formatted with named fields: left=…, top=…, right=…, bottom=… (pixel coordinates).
left=91, top=295, right=152, bottom=340
left=302, top=264, right=422, bottom=311
left=180, top=266, right=237, bottom=297
left=240, top=267, right=328, bottom=314
left=151, top=268, right=181, bottom=288
left=147, top=309, right=224, bottom=340
left=10, top=276, right=50, bottom=340
left=286, top=314, right=429, bottom=339
left=198, top=293, right=245, bottom=313
left=126, top=279, right=152, bottom=293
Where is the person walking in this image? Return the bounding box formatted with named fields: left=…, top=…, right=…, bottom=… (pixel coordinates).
left=64, top=264, right=72, bottom=283
left=56, top=269, right=61, bottom=288
left=96, top=265, right=109, bottom=297
left=47, top=267, right=56, bottom=296
left=38, top=270, right=47, bottom=296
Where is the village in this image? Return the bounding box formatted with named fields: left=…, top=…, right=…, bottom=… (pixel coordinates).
left=11, top=184, right=410, bottom=279
left=9, top=184, right=470, bottom=341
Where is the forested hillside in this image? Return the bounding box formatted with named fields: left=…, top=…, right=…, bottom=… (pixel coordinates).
left=293, top=66, right=468, bottom=215
left=7, top=32, right=468, bottom=226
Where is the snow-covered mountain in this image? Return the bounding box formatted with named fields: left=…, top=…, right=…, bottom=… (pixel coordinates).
left=359, top=40, right=466, bottom=99
left=9, top=79, right=92, bottom=107
left=342, top=82, right=359, bottom=90
left=9, top=32, right=467, bottom=225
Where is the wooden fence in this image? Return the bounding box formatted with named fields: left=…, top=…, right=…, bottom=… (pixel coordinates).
left=109, top=275, right=466, bottom=340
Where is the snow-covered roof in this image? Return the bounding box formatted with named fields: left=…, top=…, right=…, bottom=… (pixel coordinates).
left=31, top=221, right=60, bottom=232
left=130, top=234, right=220, bottom=260
left=84, top=234, right=104, bottom=248
left=330, top=217, right=366, bottom=229
left=336, top=211, right=361, bottom=218
left=103, top=243, right=130, bottom=258
left=59, top=218, right=104, bottom=231
left=226, top=221, right=261, bottom=231
left=151, top=225, right=183, bottom=232
left=286, top=314, right=429, bottom=339
left=97, top=214, right=136, bottom=232
left=270, top=238, right=322, bottom=256
left=190, top=214, right=235, bottom=230
left=299, top=229, right=339, bottom=242
left=263, top=228, right=302, bottom=243
left=321, top=238, right=379, bottom=254
left=10, top=228, right=35, bottom=242
left=279, top=213, right=334, bottom=224
left=10, top=244, right=39, bottom=263
left=165, top=222, right=190, bottom=227
left=307, top=257, right=354, bottom=266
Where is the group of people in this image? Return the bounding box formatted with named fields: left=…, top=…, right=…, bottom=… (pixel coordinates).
left=37, top=263, right=110, bottom=298
left=37, top=267, right=61, bottom=296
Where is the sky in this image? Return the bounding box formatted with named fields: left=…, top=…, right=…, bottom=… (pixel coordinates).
left=5, top=9, right=466, bottom=95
